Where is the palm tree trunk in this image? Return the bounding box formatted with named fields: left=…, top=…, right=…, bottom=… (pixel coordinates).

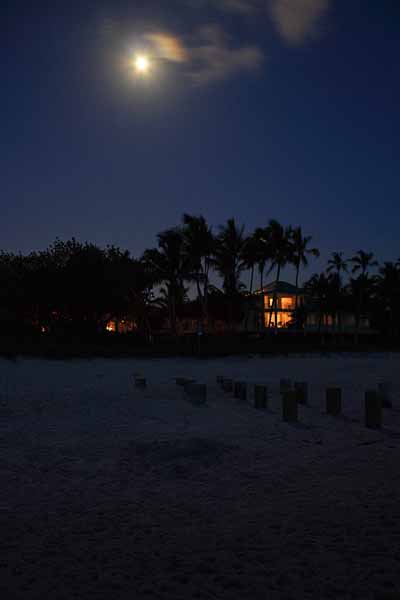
left=196, top=275, right=205, bottom=330
left=268, top=266, right=278, bottom=328
left=169, top=285, right=177, bottom=335
left=318, top=310, right=324, bottom=344
left=203, top=260, right=210, bottom=327
left=295, top=263, right=300, bottom=310
left=244, top=266, right=255, bottom=332
left=354, top=285, right=365, bottom=345
left=270, top=264, right=281, bottom=329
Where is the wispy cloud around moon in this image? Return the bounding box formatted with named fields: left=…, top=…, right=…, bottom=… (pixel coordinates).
left=144, top=32, right=189, bottom=63
left=145, top=25, right=264, bottom=86
left=189, top=25, right=263, bottom=85
left=98, top=0, right=331, bottom=91
left=269, top=0, right=331, bottom=45
left=196, top=0, right=332, bottom=45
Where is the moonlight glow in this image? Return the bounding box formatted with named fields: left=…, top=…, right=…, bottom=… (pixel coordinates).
left=134, top=55, right=150, bottom=74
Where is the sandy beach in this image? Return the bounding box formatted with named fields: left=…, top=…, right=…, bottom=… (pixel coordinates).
left=1, top=354, right=400, bottom=599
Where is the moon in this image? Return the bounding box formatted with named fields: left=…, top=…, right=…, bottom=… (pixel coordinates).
left=134, top=55, right=150, bottom=74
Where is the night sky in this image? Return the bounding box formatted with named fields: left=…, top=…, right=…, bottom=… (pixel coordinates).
left=2, top=1, right=400, bottom=272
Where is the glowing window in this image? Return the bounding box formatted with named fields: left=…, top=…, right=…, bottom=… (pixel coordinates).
left=264, top=296, right=274, bottom=308
left=281, top=297, right=294, bottom=310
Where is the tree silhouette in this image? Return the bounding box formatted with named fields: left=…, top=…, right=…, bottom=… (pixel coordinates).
left=327, top=252, right=348, bottom=282
left=350, top=250, right=378, bottom=343
left=242, top=232, right=261, bottom=294
left=374, top=262, right=400, bottom=337
left=267, top=220, right=293, bottom=328
left=304, top=273, right=335, bottom=339
left=326, top=252, right=349, bottom=332
left=212, top=218, right=246, bottom=329
left=142, top=228, right=187, bottom=335
left=181, top=214, right=214, bottom=329
left=291, top=227, right=319, bottom=311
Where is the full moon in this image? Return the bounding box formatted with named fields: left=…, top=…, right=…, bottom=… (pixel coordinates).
left=134, top=55, right=150, bottom=74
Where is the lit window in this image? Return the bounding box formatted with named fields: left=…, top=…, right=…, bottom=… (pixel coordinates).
left=264, top=296, right=274, bottom=308
left=281, top=297, right=294, bottom=310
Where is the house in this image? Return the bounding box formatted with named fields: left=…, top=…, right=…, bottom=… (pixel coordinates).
left=105, top=318, right=137, bottom=334
left=246, top=281, right=303, bottom=330
left=245, top=280, right=372, bottom=333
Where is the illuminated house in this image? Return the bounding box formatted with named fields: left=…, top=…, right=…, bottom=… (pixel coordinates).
left=254, top=281, right=302, bottom=329
left=245, top=280, right=372, bottom=333
left=105, top=318, right=137, bottom=334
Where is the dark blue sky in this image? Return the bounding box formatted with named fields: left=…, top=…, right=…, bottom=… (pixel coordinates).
left=2, top=0, right=400, bottom=277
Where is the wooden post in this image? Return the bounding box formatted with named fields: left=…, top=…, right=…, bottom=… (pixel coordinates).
left=280, top=378, right=292, bottom=393
left=365, top=390, right=382, bottom=429
left=295, top=382, right=308, bottom=405
left=254, top=385, right=268, bottom=409
left=238, top=382, right=247, bottom=402
left=185, top=383, right=207, bottom=405
left=234, top=381, right=243, bottom=399
left=176, top=377, right=195, bottom=387
left=216, top=376, right=225, bottom=385
left=282, top=390, right=298, bottom=422
left=134, top=376, right=146, bottom=388
left=222, top=379, right=233, bottom=393
left=326, top=388, right=341, bottom=416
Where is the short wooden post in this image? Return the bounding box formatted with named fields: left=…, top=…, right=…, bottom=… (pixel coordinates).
left=365, top=390, right=382, bottom=429
left=238, top=382, right=247, bottom=402
left=295, top=382, right=308, bottom=405
left=222, top=379, right=233, bottom=393
left=234, top=381, right=243, bottom=399
left=282, top=390, right=298, bottom=422
left=378, top=381, right=393, bottom=409
left=326, top=388, right=341, bottom=416
left=176, top=377, right=195, bottom=387
left=134, top=376, right=146, bottom=388
left=254, top=385, right=268, bottom=410
left=185, top=383, right=207, bottom=405
left=280, top=378, right=292, bottom=393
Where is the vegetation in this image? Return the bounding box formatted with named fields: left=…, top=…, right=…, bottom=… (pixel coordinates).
left=1, top=214, right=399, bottom=349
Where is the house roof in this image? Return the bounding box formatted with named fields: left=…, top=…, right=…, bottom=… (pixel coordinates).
left=255, top=281, right=302, bottom=295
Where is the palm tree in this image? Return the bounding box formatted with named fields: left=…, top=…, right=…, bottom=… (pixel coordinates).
left=242, top=228, right=272, bottom=294
left=268, top=220, right=293, bottom=328
left=327, top=252, right=348, bottom=282
left=291, top=227, right=320, bottom=311
left=181, top=214, right=214, bottom=329
left=142, top=227, right=187, bottom=335
left=350, top=250, right=378, bottom=343
left=326, top=252, right=349, bottom=332
left=242, top=233, right=259, bottom=294
left=374, top=262, right=400, bottom=338
left=304, top=273, right=335, bottom=340
left=212, top=218, right=247, bottom=329
left=351, top=250, right=378, bottom=278
left=241, top=228, right=271, bottom=331
left=254, top=226, right=272, bottom=292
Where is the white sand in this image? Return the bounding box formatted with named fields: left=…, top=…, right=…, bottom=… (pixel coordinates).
left=1, top=354, right=400, bottom=599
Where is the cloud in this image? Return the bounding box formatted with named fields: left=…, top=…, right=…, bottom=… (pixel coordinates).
left=185, top=0, right=262, bottom=13
left=144, top=25, right=264, bottom=86
left=269, top=0, right=330, bottom=45
left=144, top=32, right=189, bottom=63
left=196, top=0, right=331, bottom=45
left=188, top=25, right=264, bottom=85
left=215, top=0, right=261, bottom=13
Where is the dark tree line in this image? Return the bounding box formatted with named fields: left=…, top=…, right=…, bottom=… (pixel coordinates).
left=1, top=215, right=399, bottom=342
